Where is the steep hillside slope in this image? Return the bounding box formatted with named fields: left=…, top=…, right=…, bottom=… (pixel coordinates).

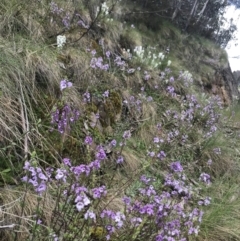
left=1, top=1, right=240, bottom=241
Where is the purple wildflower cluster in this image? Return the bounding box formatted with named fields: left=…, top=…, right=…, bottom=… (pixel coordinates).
left=100, top=210, right=126, bottom=239
left=50, top=80, right=80, bottom=133
left=120, top=166, right=208, bottom=241
left=50, top=104, right=80, bottom=134
left=201, top=96, right=222, bottom=138
left=144, top=71, right=151, bottom=81
left=49, top=2, right=89, bottom=31
left=60, top=79, right=72, bottom=91
left=90, top=55, right=109, bottom=71
left=199, top=172, right=211, bottom=185
left=102, top=90, right=109, bottom=98
left=83, top=91, right=91, bottom=103
left=114, top=56, right=127, bottom=70
left=50, top=2, right=63, bottom=15
left=161, top=86, right=221, bottom=143
left=22, top=161, right=51, bottom=195
left=77, top=20, right=89, bottom=29
left=88, top=48, right=134, bottom=74
left=22, top=141, right=108, bottom=204
left=62, top=13, right=71, bottom=29
left=166, top=86, right=176, bottom=98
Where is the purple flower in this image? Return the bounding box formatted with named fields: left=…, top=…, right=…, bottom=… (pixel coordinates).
left=50, top=2, right=63, bottom=14
left=140, top=204, right=155, bottom=215
left=38, top=172, right=48, bottom=181
left=188, top=227, right=199, bottom=235
left=198, top=197, right=211, bottom=206
left=23, top=161, right=31, bottom=170
left=90, top=57, right=97, bottom=68
left=213, top=147, right=221, bottom=155
left=116, top=156, right=124, bottom=164
left=122, top=196, right=131, bottom=205
left=77, top=20, right=89, bottom=28
left=169, top=76, right=175, bottom=82
left=147, top=96, right=153, bottom=102
left=29, top=167, right=36, bottom=176
left=46, top=167, right=54, bottom=178
left=110, top=139, right=117, bottom=147
left=144, top=71, right=151, bottom=81
left=84, top=136, right=93, bottom=145
left=114, top=212, right=125, bottom=228
left=62, top=13, right=70, bottom=28
left=37, top=219, right=42, bottom=225
left=140, top=175, right=151, bottom=184
left=166, top=86, right=176, bottom=97
left=103, top=90, right=109, bottom=98
left=106, top=51, right=111, bottom=58
left=83, top=91, right=91, bottom=102
left=76, top=202, right=84, bottom=211
left=74, top=186, right=88, bottom=194
left=63, top=158, right=71, bottom=166
left=91, top=49, right=96, bottom=56
left=36, top=182, right=47, bottom=195
left=131, top=217, right=142, bottom=226
left=157, top=123, right=162, bottom=130
left=114, top=56, right=126, bottom=69
left=102, top=64, right=109, bottom=71
left=75, top=194, right=90, bottom=211
left=153, top=137, right=160, bottom=143
left=101, top=210, right=115, bottom=219
left=60, top=80, right=72, bottom=91
left=21, top=175, right=28, bottom=182
left=127, top=68, right=135, bottom=74
left=84, top=210, right=96, bottom=222
left=92, top=186, right=107, bottom=199
left=156, top=234, right=164, bottom=241
left=146, top=185, right=156, bottom=196
left=88, top=159, right=101, bottom=170
left=29, top=178, right=38, bottom=187
left=106, top=225, right=115, bottom=235
left=148, top=151, right=155, bottom=157
left=96, top=146, right=107, bottom=160
left=207, top=159, right=212, bottom=166
left=170, top=161, right=183, bottom=172
left=72, top=164, right=90, bottom=176
left=157, top=151, right=166, bottom=160
left=199, top=173, right=211, bottom=184
left=123, top=130, right=131, bottom=139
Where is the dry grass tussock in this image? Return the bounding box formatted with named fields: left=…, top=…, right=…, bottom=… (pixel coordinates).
left=0, top=187, right=55, bottom=241
left=198, top=176, right=240, bottom=241
left=138, top=102, right=158, bottom=144
left=0, top=37, right=61, bottom=165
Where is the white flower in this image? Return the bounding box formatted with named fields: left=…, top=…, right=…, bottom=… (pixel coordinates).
left=57, top=35, right=66, bottom=48
left=101, top=2, right=109, bottom=15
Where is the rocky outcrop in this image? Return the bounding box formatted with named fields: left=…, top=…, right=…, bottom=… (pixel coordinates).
left=214, top=63, right=239, bottom=104
left=233, top=70, right=240, bottom=84
left=203, top=62, right=239, bottom=105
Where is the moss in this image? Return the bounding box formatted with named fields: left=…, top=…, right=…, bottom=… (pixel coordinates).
left=120, top=28, right=143, bottom=50
left=90, top=39, right=103, bottom=55
left=105, top=91, right=122, bottom=124
left=86, top=102, right=98, bottom=114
